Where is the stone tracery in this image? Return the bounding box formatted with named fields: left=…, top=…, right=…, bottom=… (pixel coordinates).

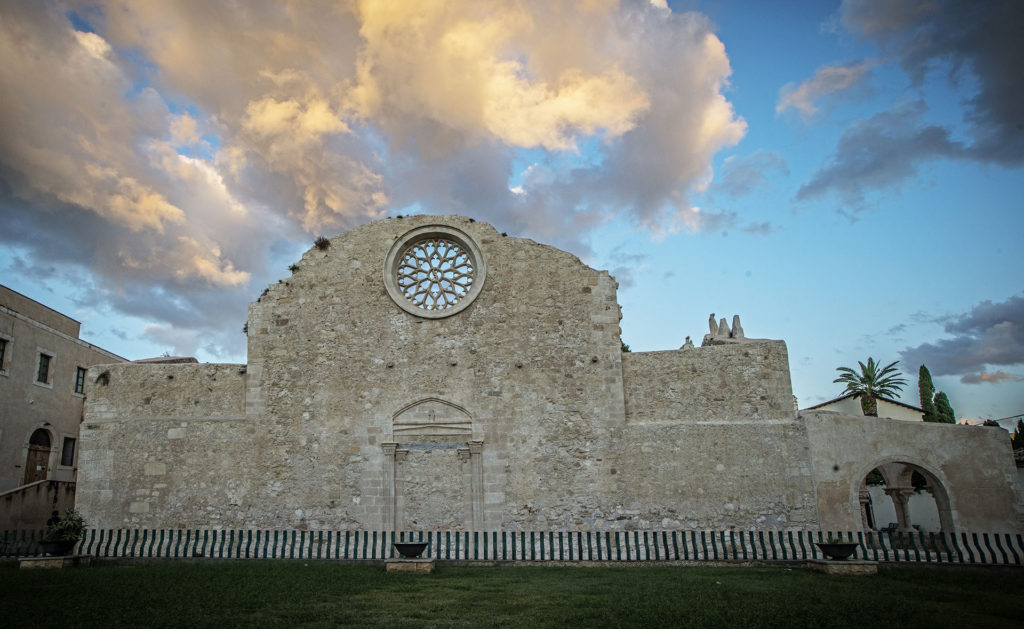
left=395, top=237, right=475, bottom=311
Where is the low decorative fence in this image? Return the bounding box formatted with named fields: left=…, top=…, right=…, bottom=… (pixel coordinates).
left=3, top=529, right=1022, bottom=566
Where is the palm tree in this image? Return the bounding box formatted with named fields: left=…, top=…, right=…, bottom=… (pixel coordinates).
left=833, top=358, right=908, bottom=417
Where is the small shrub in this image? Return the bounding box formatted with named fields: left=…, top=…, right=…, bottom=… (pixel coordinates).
left=44, top=508, right=87, bottom=542
left=288, top=264, right=299, bottom=272
left=314, top=236, right=330, bottom=250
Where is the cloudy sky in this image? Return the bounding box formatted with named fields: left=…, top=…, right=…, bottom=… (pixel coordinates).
left=1, top=0, right=1021, bottom=424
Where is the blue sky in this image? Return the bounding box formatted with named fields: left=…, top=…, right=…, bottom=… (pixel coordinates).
left=1, top=0, right=1021, bottom=424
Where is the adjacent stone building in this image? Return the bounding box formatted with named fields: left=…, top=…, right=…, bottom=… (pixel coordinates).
left=0, top=285, right=125, bottom=528
left=76, top=216, right=1023, bottom=534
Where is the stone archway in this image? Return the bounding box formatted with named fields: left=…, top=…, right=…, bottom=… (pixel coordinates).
left=23, top=428, right=52, bottom=484
left=858, top=460, right=954, bottom=534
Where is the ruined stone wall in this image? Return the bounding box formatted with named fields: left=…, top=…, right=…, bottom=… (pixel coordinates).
left=610, top=342, right=817, bottom=529
left=622, top=342, right=795, bottom=424
left=607, top=421, right=818, bottom=530
left=803, top=411, right=1024, bottom=532
left=242, top=215, right=625, bottom=531
left=77, top=363, right=248, bottom=526
left=84, top=363, right=246, bottom=421
left=81, top=216, right=630, bottom=530
left=76, top=216, right=1020, bottom=534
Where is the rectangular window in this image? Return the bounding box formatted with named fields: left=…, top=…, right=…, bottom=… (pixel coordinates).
left=61, top=437, right=76, bottom=467
left=74, top=366, right=86, bottom=394
left=0, top=338, right=7, bottom=372
left=36, top=353, right=51, bottom=383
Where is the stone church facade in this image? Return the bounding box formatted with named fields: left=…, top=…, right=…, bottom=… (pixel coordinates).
left=77, top=216, right=1023, bottom=533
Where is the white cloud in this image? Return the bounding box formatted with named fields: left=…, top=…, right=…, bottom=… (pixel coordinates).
left=0, top=0, right=749, bottom=359
left=777, top=61, right=871, bottom=119
left=715, top=150, right=789, bottom=197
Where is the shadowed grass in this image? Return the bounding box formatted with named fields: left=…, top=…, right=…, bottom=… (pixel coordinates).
left=0, top=562, right=1020, bottom=628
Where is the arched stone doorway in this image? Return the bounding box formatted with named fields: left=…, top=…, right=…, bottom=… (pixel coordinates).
left=23, top=428, right=52, bottom=484
left=859, top=461, right=954, bottom=534
left=382, top=398, right=484, bottom=531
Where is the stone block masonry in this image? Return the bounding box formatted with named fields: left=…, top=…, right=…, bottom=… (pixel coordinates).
left=76, top=215, right=1023, bottom=535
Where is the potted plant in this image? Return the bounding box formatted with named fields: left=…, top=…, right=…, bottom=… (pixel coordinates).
left=40, top=508, right=86, bottom=556
left=815, top=534, right=859, bottom=561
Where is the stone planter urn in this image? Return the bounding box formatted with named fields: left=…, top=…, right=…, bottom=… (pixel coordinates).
left=393, top=542, right=429, bottom=558
left=39, top=540, right=78, bottom=556
left=815, top=542, right=858, bottom=561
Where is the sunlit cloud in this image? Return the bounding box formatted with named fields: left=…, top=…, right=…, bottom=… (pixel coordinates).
left=0, top=0, right=747, bottom=360
left=960, top=371, right=1022, bottom=385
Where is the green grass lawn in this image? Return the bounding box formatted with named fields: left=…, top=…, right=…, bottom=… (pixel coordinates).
left=0, top=561, right=1020, bottom=628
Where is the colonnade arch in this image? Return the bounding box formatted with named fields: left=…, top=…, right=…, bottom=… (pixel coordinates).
left=856, top=458, right=956, bottom=534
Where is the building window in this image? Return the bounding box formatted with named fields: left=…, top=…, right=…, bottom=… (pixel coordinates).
left=36, top=353, right=51, bottom=383
left=74, top=367, right=87, bottom=394
left=61, top=437, right=76, bottom=467
left=0, top=338, right=7, bottom=373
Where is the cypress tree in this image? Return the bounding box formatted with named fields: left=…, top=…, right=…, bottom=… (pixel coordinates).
left=934, top=391, right=956, bottom=424
left=1013, top=419, right=1024, bottom=450
left=918, top=365, right=939, bottom=422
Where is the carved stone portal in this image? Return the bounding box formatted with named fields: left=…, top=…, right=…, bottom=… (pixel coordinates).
left=383, top=399, right=483, bottom=530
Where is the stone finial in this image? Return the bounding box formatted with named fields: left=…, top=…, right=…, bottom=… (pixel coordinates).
left=708, top=313, right=718, bottom=336
left=731, top=315, right=744, bottom=339
left=718, top=317, right=729, bottom=337
left=681, top=336, right=694, bottom=350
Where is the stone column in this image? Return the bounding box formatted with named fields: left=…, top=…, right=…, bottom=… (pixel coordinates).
left=858, top=490, right=872, bottom=530
left=394, top=449, right=408, bottom=534
left=884, top=487, right=915, bottom=532
left=457, top=447, right=471, bottom=528
left=381, top=443, right=397, bottom=532
left=468, top=440, right=484, bottom=529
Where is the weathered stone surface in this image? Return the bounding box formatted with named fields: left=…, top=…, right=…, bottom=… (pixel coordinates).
left=386, top=558, right=434, bottom=573
left=803, top=411, right=1023, bottom=532
left=731, top=315, right=744, bottom=339
left=807, top=559, right=877, bottom=575
left=622, top=342, right=795, bottom=424
left=75, top=215, right=1023, bottom=535
left=19, top=555, right=92, bottom=569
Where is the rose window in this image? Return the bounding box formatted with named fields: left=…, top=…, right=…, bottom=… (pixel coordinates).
left=395, top=237, right=475, bottom=311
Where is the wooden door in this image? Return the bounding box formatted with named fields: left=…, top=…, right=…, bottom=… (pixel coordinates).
left=24, top=445, right=49, bottom=484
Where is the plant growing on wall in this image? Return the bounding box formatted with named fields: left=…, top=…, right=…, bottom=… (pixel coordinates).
left=833, top=358, right=908, bottom=417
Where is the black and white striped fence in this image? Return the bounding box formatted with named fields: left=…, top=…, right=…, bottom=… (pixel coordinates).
left=3, top=529, right=1022, bottom=566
